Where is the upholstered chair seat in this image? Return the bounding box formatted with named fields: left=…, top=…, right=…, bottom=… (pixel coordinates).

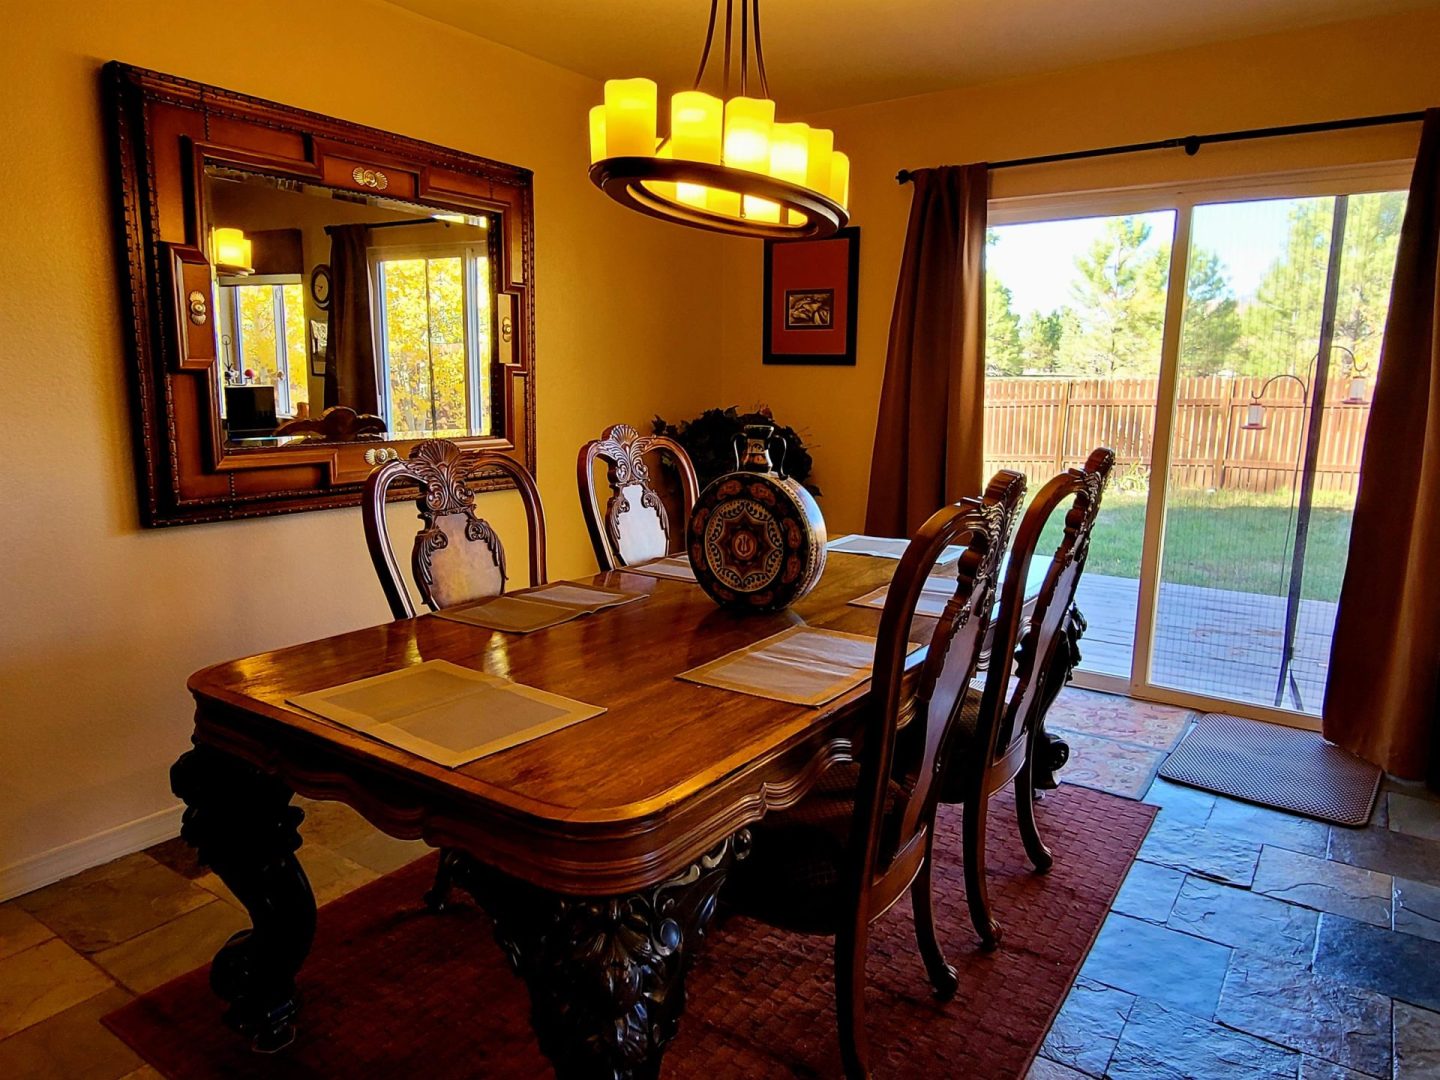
left=727, top=763, right=909, bottom=934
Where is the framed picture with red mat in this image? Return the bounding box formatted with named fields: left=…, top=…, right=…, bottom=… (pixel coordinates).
left=763, top=226, right=859, bottom=365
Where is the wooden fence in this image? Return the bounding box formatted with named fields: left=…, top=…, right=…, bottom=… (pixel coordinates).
left=983, top=375, right=1371, bottom=494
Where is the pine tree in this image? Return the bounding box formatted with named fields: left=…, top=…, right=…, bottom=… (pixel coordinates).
left=1179, top=248, right=1242, bottom=375
left=1057, top=217, right=1169, bottom=376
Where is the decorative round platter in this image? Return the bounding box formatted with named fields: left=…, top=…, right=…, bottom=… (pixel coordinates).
left=688, top=471, right=827, bottom=613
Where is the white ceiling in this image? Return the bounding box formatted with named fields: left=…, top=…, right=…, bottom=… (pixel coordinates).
left=387, top=0, right=1438, bottom=114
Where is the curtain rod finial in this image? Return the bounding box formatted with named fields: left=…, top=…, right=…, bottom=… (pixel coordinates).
left=896, top=169, right=913, bottom=184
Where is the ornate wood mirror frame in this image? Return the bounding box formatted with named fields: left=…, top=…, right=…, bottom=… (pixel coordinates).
left=106, top=62, right=536, bottom=526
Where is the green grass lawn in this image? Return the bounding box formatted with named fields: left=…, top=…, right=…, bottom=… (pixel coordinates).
left=1046, top=488, right=1356, bottom=603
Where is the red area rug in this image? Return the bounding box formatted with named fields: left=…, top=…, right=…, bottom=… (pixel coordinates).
left=105, top=784, right=1153, bottom=1079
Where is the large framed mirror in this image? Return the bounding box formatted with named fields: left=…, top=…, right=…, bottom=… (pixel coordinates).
left=106, top=63, right=535, bottom=526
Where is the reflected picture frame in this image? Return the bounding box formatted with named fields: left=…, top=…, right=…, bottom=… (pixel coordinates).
left=762, top=226, right=859, bottom=366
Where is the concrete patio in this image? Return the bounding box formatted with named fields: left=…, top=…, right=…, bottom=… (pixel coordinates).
left=1072, top=573, right=1338, bottom=715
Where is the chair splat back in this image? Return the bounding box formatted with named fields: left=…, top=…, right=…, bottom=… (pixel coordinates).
left=578, top=423, right=700, bottom=570
left=363, top=439, right=547, bottom=620
left=981, top=447, right=1115, bottom=770
left=850, top=470, right=1025, bottom=915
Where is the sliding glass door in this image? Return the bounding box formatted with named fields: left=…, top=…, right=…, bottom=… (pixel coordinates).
left=984, top=211, right=1176, bottom=679
left=1148, top=191, right=1404, bottom=717
left=984, top=171, right=1406, bottom=725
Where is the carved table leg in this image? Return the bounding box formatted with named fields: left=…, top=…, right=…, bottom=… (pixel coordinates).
left=1033, top=603, right=1086, bottom=791
left=170, top=744, right=317, bottom=1053
left=454, top=831, right=750, bottom=1080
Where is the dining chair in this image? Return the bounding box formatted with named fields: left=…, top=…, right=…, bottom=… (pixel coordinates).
left=943, top=446, right=1115, bottom=951
left=363, top=438, right=548, bottom=621
left=362, top=437, right=548, bottom=911
left=577, top=422, right=699, bottom=570
left=723, top=470, right=1025, bottom=1080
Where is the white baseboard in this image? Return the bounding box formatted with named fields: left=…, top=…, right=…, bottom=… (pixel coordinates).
left=0, top=804, right=186, bottom=902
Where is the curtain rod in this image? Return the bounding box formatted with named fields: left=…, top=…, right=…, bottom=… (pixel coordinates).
left=894, top=110, right=1426, bottom=183
left=323, top=217, right=459, bottom=234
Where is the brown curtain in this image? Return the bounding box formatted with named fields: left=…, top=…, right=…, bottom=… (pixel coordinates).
left=865, top=164, right=989, bottom=537
left=323, top=224, right=380, bottom=414
left=1323, top=109, right=1440, bottom=784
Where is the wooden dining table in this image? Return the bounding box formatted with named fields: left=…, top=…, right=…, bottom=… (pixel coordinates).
left=174, top=549, right=1078, bottom=1079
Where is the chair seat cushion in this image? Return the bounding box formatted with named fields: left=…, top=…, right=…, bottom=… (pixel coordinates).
left=724, top=762, right=907, bottom=934
left=938, top=688, right=987, bottom=804
left=951, top=687, right=983, bottom=744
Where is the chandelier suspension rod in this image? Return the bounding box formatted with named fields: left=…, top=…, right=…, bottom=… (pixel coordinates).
left=692, top=0, right=719, bottom=90
left=751, top=0, right=770, bottom=99
left=693, top=0, right=771, bottom=100
left=740, top=0, right=749, bottom=97
left=722, top=0, right=733, bottom=101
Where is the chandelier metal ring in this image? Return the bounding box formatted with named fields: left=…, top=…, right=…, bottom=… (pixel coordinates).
left=589, top=157, right=846, bottom=240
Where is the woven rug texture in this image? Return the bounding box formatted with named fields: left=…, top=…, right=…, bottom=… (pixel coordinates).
left=105, top=783, right=1154, bottom=1079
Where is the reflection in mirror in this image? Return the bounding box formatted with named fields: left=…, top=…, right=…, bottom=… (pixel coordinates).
left=203, top=166, right=498, bottom=448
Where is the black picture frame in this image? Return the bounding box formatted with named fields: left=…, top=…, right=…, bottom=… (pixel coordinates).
left=762, top=226, right=859, bottom=366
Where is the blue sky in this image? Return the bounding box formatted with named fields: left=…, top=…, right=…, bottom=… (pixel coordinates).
left=986, top=199, right=1308, bottom=317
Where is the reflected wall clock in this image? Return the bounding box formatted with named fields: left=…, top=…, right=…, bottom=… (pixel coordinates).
left=310, top=263, right=332, bottom=310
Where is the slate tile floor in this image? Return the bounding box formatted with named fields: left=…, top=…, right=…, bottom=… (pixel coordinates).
left=2, top=690, right=1439, bottom=1078
left=1030, top=694, right=1440, bottom=1080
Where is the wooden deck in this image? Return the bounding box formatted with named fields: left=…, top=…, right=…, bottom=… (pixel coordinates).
left=1072, top=573, right=1336, bottom=715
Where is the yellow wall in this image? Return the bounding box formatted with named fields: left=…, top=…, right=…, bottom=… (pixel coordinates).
left=3, top=0, right=1436, bottom=896
left=718, top=7, right=1440, bottom=534
left=0, top=0, right=723, bottom=894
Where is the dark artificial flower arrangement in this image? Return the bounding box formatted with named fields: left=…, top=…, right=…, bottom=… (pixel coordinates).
left=651, top=405, right=820, bottom=496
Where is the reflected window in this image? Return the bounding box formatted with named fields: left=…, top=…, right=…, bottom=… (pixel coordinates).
left=221, top=278, right=308, bottom=417
left=372, top=244, right=492, bottom=439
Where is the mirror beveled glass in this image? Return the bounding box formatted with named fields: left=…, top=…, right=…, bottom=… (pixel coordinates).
left=204, top=167, right=499, bottom=449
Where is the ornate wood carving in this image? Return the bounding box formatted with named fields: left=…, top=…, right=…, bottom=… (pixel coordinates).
left=454, top=831, right=750, bottom=1080
left=947, top=447, right=1115, bottom=951
left=170, top=743, right=316, bottom=1053
left=273, top=406, right=387, bottom=442
left=724, top=476, right=1024, bottom=1077
left=578, top=424, right=700, bottom=571
left=362, top=439, right=547, bottom=621
left=105, top=62, right=536, bottom=526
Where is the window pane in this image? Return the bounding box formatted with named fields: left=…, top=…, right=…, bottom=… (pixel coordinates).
left=282, top=283, right=308, bottom=412
left=984, top=212, right=1176, bottom=679
left=473, top=251, right=493, bottom=433
left=380, top=255, right=468, bottom=437
left=426, top=256, right=466, bottom=435
left=235, top=284, right=281, bottom=386
left=1151, top=192, right=1404, bottom=714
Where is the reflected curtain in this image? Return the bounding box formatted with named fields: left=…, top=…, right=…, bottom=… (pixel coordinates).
left=865, top=163, right=989, bottom=537
left=323, top=224, right=380, bottom=415
left=1323, top=109, right=1440, bottom=784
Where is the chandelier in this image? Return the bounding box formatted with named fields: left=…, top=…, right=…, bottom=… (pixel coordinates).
left=588, top=0, right=850, bottom=239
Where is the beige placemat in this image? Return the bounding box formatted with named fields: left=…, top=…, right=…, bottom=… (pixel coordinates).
left=678, top=626, right=917, bottom=707
left=828, top=534, right=963, bottom=565
left=288, top=660, right=604, bottom=767
left=517, top=581, right=646, bottom=612
left=621, top=555, right=697, bottom=582
left=850, top=573, right=961, bottom=618
left=435, top=583, right=645, bottom=633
